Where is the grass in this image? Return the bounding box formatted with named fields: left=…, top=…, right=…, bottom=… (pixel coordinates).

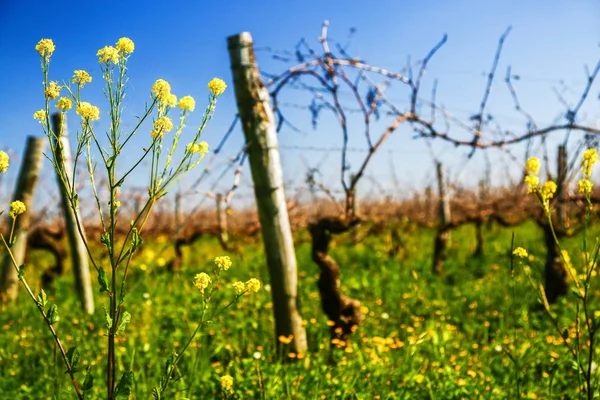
left=0, top=220, right=596, bottom=399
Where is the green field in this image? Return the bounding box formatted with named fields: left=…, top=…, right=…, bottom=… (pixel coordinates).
left=1, top=220, right=595, bottom=399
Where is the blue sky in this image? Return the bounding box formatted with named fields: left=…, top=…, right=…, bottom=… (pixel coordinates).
left=0, top=0, right=599, bottom=210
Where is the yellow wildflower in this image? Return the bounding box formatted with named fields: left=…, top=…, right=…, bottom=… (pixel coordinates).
left=76, top=102, right=100, bottom=121
left=56, top=97, right=73, bottom=111
left=245, top=278, right=261, bottom=293
left=44, top=81, right=61, bottom=100
left=96, top=46, right=120, bottom=64
left=278, top=335, right=294, bottom=344
left=526, top=157, right=540, bottom=176
left=208, top=78, right=227, bottom=96
left=151, top=79, right=171, bottom=102
left=232, top=281, right=246, bottom=295
left=72, top=70, right=92, bottom=86
left=9, top=200, right=26, bottom=218
left=512, top=247, right=528, bottom=258
left=187, top=142, right=209, bottom=156
left=524, top=175, right=539, bottom=193
left=581, top=148, right=598, bottom=178
left=193, top=272, right=211, bottom=294
left=33, top=109, right=46, bottom=123
left=0, top=151, right=9, bottom=173
left=220, top=375, right=233, bottom=392
left=151, top=116, right=174, bottom=139
left=178, top=96, right=195, bottom=112
left=35, top=38, right=55, bottom=59
left=540, top=181, right=557, bottom=212
left=166, top=93, right=177, bottom=108
left=214, top=256, right=232, bottom=271
left=115, top=37, right=135, bottom=54
left=579, top=178, right=593, bottom=195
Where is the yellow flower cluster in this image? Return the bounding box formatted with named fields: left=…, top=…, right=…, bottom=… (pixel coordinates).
left=208, top=78, right=227, bottom=97
left=0, top=151, right=9, bottom=173
left=96, top=46, right=120, bottom=64
left=220, top=375, right=234, bottom=392
left=56, top=97, right=73, bottom=111
left=579, top=148, right=598, bottom=195
left=178, top=96, right=196, bottom=112
left=45, top=81, right=61, bottom=100
left=35, top=38, right=55, bottom=59
left=151, top=79, right=177, bottom=110
left=116, top=37, right=135, bottom=54
left=9, top=200, right=26, bottom=218
left=581, top=148, right=598, bottom=177
left=214, top=256, right=232, bottom=271
left=33, top=109, right=46, bottom=123
left=232, top=278, right=261, bottom=295
left=524, top=156, right=557, bottom=213
left=194, top=272, right=211, bottom=294
left=245, top=278, right=261, bottom=293
left=76, top=102, right=100, bottom=121
left=232, top=281, right=246, bottom=295
left=72, top=70, right=92, bottom=87
left=187, top=142, right=209, bottom=156
left=512, top=247, right=528, bottom=258
left=524, top=157, right=540, bottom=193
left=151, top=116, right=174, bottom=139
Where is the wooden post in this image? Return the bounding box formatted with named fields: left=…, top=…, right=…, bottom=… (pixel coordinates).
left=432, top=162, right=450, bottom=275
left=174, top=192, right=182, bottom=227
left=556, top=145, right=568, bottom=230
left=216, top=195, right=229, bottom=250
left=0, top=137, right=46, bottom=302
left=228, top=32, right=307, bottom=354
left=437, top=162, right=451, bottom=231
left=51, top=113, right=94, bottom=314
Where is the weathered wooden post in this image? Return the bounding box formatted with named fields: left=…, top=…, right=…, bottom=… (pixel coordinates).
left=432, top=162, right=450, bottom=275
left=51, top=113, right=94, bottom=314
left=556, top=145, right=569, bottom=230
left=0, top=137, right=46, bottom=302
left=174, top=191, right=182, bottom=227
left=216, top=195, right=229, bottom=250
left=228, top=32, right=307, bottom=354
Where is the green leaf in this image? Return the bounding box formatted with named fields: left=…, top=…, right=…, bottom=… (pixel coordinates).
left=151, top=388, right=162, bottom=400
left=116, top=311, right=131, bottom=336
left=131, top=228, right=143, bottom=250
left=65, top=347, right=80, bottom=373
left=37, top=289, right=47, bottom=309
left=82, top=367, right=94, bottom=391
left=98, top=267, right=109, bottom=293
left=118, top=284, right=127, bottom=308
left=114, top=371, right=133, bottom=398
left=73, top=193, right=79, bottom=210
left=104, top=306, right=113, bottom=329
left=48, top=304, right=60, bottom=325
left=100, top=232, right=112, bottom=255
left=17, top=265, right=25, bottom=279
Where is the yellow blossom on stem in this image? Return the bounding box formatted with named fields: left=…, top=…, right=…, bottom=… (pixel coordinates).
left=72, top=70, right=92, bottom=86
left=115, top=37, right=135, bottom=54
left=56, top=97, right=73, bottom=111
left=0, top=151, right=9, bottom=173
left=512, top=247, right=528, bottom=258
left=151, top=116, right=174, bottom=139
left=9, top=200, right=26, bottom=218
left=579, top=178, right=593, bottom=195
left=33, top=109, right=46, bottom=123
left=540, top=180, right=557, bottom=212
left=151, top=79, right=171, bottom=103
left=187, top=142, right=209, bottom=156
left=214, top=256, right=232, bottom=271
left=76, top=102, right=100, bottom=121
left=166, top=93, right=177, bottom=108
left=35, top=38, right=55, bottom=59
left=526, top=157, right=540, bottom=176
left=220, top=375, right=233, bottom=393
left=96, top=46, right=120, bottom=64
left=194, top=272, right=211, bottom=294
left=178, top=96, right=196, bottom=112
left=581, top=148, right=598, bottom=178
left=232, top=281, right=246, bottom=295
left=245, top=278, right=261, bottom=293
left=45, top=81, right=61, bottom=100
left=208, top=78, right=227, bottom=96
left=524, top=175, right=539, bottom=193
